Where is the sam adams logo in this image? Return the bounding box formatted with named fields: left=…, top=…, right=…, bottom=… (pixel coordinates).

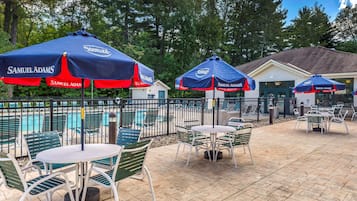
left=195, top=68, right=210, bottom=78
left=83, top=45, right=112, bottom=57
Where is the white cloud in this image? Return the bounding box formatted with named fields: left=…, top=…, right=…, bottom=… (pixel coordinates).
left=339, top=0, right=357, bottom=9
left=339, top=0, right=348, bottom=9
left=350, top=0, right=357, bottom=7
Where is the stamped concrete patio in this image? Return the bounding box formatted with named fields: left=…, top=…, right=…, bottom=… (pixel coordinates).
left=1, top=120, right=357, bottom=201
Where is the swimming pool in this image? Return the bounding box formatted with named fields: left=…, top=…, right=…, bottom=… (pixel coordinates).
left=20, top=110, right=147, bottom=133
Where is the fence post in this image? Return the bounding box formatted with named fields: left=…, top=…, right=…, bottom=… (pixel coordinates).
left=109, top=112, right=117, bottom=144
left=239, top=97, right=242, bottom=117
left=49, top=99, right=54, bottom=131
left=269, top=104, right=274, bottom=124
left=119, top=98, right=123, bottom=128
left=216, top=98, right=220, bottom=125
left=257, top=97, right=260, bottom=121
left=300, top=102, right=304, bottom=116
left=167, top=98, right=170, bottom=135
left=283, top=98, right=287, bottom=118
left=201, top=98, right=205, bottom=125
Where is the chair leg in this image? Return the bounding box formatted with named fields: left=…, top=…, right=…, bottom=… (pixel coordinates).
left=110, top=180, right=120, bottom=201
left=247, top=145, right=254, bottom=165
left=144, top=165, right=156, bottom=201
left=175, top=143, right=181, bottom=160
left=186, top=146, right=193, bottom=166
left=344, top=122, right=349, bottom=134
left=81, top=166, right=91, bottom=201
left=64, top=178, right=75, bottom=201
left=231, top=147, right=238, bottom=168
left=206, top=147, right=211, bottom=161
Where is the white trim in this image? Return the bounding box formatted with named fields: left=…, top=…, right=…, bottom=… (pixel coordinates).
left=154, top=80, right=171, bottom=90
left=248, top=60, right=311, bottom=78
left=320, top=73, right=357, bottom=78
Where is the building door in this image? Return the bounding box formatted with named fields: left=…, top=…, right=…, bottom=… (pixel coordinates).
left=158, top=90, right=165, bottom=106
left=260, top=81, right=295, bottom=113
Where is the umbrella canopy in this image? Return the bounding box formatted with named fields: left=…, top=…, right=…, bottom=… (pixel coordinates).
left=353, top=90, right=357, bottom=95
left=175, top=55, right=255, bottom=127
left=0, top=29, right=154, bottom=150
left=175, top=55, right=255, bottom=91
left=293, top=74, right=345, bottom=93
left=0, top=29, right=154, bottom=88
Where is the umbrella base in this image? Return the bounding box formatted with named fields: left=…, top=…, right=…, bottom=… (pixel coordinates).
left=312, top=127, right=325, bottom=132
left=204, top=150, right=222, bottom=160
left=64, top=187, right=99, bottom=201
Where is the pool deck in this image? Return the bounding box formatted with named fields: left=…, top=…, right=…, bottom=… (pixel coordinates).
left=1, top=119, right=357, bottom=201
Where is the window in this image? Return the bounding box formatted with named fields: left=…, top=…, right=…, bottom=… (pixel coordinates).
left=315, top=78, right=353, bottom=106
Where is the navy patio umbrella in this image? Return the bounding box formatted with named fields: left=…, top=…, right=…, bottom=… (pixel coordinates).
left=175, top=55, right=255, bottom=127
left=0, top=29, right=154, bottom=150
left=293, top=74, right=345, bottom=93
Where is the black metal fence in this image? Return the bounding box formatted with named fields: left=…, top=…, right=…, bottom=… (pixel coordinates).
left=0, top=97, right=296, bottom=157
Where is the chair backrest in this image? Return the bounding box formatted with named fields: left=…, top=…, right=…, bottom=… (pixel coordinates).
left=24, top=131, right=62, bottom=161
left=121, top=111, right=136, bottom=128
left=293, top=108, right=299, bottom=116
left=84, top=112, right=103, bottom=130
left=113, top=140, right=152, bottom=182
left=176, top=125, right=193, bottom=143
left=221, top=100, right=228, bottom=109
left=245, top=105, right=252, bottom=113
left=183, top=120, right=200, bottom=130
left=0, top=116, right=20, bottom=145
left=231, top=127, right=252, bottom=146
left=341, top=110, right=348, bottom=120
left=144, top=109, right=158, bottom=126
left=117, top=128, right=141, bottom=146
left=61, top=101, right=68, bottom=106
left=307, top=116, right=322, bottom=123
left=234, top=102, right=240, bottom=111
left=9, top=102, right=19, bottom=109
left=0, top=152, right=26, bottom=192
left=42, top=113, right=67, bottom=133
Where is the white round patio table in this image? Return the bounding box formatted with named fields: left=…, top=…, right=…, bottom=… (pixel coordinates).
left=191, top=125, right=235, bottom=161
left=37, top=144, right=122, bottom=201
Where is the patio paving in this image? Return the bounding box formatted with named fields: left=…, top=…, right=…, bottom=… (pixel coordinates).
left=1, top=119, right=357, bottom=201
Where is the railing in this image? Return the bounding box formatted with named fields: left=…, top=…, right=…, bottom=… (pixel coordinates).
left=0, top=97, right=296, bottom=157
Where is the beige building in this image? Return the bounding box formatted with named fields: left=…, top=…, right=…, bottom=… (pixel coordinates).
left=236, top=47, right=357, bottom=107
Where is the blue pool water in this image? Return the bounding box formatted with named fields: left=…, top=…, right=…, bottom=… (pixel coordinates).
left=21, top=111, right=146, bottom=133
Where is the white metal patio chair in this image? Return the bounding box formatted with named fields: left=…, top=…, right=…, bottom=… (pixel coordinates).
left=81, top=140, right=156, bottom=201
left=216, top=126, right=254, bottom=168
left=351, top=105, right=357, bottom=121
left=329, top=110, right=349, bottom=134
left=293, top=108, right=307, bottom=129
left=175, top=125, right=210, bottom=166
left=0, top=152, right=74, bottom=201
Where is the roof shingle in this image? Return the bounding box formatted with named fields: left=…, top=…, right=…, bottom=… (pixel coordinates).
left=236, top=46, right=357, bottom=74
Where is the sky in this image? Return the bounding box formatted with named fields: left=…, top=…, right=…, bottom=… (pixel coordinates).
left=282, top=0, right=357, bottom=25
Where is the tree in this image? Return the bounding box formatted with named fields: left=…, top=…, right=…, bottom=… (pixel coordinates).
left=332, top=6, right=357, bottom=42
left=287, top=4, right=332, bottom=48
left=224, top=0, right=286, bottom=65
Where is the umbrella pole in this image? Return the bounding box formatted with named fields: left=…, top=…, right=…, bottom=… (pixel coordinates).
left=212, top=88, right=215, bottom=128
left=81, top=79, right=85, bottom=151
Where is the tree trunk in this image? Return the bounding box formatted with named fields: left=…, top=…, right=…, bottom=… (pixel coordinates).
left=123, top=2, right=129, bottom=44
left=10, top=11, right=18, bottom=44
left=4, top=0, right=12, bottom=33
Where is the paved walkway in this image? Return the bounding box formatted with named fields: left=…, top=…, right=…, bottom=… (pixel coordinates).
left=1, top=120, right=357, bottom=201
